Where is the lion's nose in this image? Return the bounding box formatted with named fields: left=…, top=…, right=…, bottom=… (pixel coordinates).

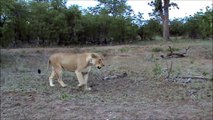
left=97, top=66, right=101, bottom=69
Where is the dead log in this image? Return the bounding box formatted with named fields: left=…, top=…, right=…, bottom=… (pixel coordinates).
left=161, top=46, right=190, bottom=58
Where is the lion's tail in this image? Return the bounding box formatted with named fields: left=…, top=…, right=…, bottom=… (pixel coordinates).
left=38, top=59, right=51, bottom=77
left=46, top=59, right=51, bottom=72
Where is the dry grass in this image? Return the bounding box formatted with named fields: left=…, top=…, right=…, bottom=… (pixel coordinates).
left=1, top=40, right=212, bottom=120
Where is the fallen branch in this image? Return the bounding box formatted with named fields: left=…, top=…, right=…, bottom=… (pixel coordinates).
left=175, top=76, right=212, bottom=81
left=103, top=72, right=127, bottom=80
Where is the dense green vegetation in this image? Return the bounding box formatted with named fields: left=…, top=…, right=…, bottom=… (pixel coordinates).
left=0, top=0, right=212, bottom=47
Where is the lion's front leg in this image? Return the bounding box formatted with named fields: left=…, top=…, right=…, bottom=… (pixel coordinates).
left=75, top=71, right=85, bottom=87
left=75, top=71, right=91, bottom=91
left=83, top=73, right=91, bottom=91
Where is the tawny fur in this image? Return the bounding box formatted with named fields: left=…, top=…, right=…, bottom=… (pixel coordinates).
left=48, top=52, right=104, bottom=90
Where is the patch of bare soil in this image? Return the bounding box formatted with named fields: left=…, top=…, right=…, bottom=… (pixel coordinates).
left=1, top=42, right=212, bottom=120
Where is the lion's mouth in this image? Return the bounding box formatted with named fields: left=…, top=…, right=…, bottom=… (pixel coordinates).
left=97, top=66, right=101, bottom=69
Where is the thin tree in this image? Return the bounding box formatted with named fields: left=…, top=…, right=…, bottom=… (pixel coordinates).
left=149, top=0, right=179, bottom=40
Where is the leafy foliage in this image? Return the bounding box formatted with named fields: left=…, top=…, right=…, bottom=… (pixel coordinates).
left=138, top=19, right=162, bottom=40
left=170, top=18, right=185, bottom=36
left=184, top=7, right=213, bottom=39
left=0, top=0, right=212, bottom=47
left=168, top=6, right=212, bottom=39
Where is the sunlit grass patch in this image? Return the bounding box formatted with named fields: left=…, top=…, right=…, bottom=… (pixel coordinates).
left=119, top=47, right=130, bottom=53
left=151, top=47, right=164, bottom=52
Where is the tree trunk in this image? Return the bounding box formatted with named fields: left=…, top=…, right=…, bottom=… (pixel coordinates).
left=163, top=0, right=170, bottom=41
left=163, top=16, right=170, bottom=40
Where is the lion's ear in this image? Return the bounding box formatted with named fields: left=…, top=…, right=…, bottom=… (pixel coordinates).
left=91, top=53, right=97, bottom=58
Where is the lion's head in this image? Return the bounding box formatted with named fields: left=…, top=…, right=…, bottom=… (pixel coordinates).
left=91, top=53, right=105, bottom=69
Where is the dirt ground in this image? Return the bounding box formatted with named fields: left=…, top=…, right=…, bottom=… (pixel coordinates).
left=1, top=40, right=212, bottom=120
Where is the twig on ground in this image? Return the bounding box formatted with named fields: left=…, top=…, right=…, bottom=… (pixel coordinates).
left=167, top=61, right=173, bottom=79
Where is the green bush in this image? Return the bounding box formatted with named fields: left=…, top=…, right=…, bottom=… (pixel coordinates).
left=153, top=63, right=162, bottom=75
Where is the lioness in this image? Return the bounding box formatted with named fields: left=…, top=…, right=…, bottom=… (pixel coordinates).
left=47, top=52, right=104, bottom=90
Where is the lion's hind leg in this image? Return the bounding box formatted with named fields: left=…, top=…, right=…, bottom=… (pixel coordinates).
left=55, top=67, right=67, bottom=87
left=49, top=67, right=56, bottom=87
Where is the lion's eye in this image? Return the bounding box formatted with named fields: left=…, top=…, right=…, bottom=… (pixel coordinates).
left=97, top=59, right=102, bottom=63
